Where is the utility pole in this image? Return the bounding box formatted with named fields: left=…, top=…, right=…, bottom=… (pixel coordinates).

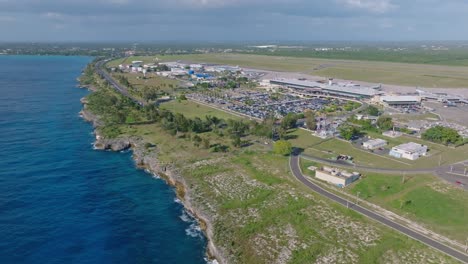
left=356, top=191, right=360, bottom=205
left=346, top=200, right=349, bottom=209
left=465, top=237, right=468, bottom=253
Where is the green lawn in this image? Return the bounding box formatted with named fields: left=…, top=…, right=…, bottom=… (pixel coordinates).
left=347, top=172, right=468, bottom=242
left=293, top=129, right=468, bottom=169
left=111, top=72, right=180, bottom=93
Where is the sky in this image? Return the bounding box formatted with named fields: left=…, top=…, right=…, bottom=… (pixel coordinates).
left=1, top=0, right=468, bottom=42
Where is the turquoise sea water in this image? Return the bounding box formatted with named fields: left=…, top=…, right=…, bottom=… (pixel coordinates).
left=0, top=56, right=207, bottom=263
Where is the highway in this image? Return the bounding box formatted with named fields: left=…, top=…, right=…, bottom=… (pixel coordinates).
left=95, top=60, right=145, bottom=106
left=290, top=152, right=468, bottom=263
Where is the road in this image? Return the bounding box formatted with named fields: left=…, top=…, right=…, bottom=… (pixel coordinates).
left=95, top=60, right=145, bottom=106
left=300, top=153, right=468, bottom=190
left=290, top=152, right=468, bottom=263
left=300, top=153, right=435, bottom=174
left=95, top=58, right=468, bottom=261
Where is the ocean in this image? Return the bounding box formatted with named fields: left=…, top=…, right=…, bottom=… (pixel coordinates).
left=0, top=55, right=207, bottom=263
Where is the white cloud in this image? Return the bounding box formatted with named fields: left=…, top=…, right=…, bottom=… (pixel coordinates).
left=339, top=0, right=397, bottom=13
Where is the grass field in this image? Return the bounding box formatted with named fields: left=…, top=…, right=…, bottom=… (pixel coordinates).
left=111, top=72, right=180, bottom=92
left=347, top=172, right=468, bottom=242
left=88, top=69, right=461, bottom=263
left=292, top=129, right=468, bottom=169
left=118, top=121, right=456, bottom=263
left=159, top=100, right=243, bottom=120
left=109, top=54, right=468, bottom=88
left=299, top=157, right=468, bottom=243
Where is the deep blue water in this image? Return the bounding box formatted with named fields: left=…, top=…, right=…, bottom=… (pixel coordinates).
left=0, top=56, right=207, bottom=264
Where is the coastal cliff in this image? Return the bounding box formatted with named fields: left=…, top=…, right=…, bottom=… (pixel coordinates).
left=78, top=93, right=226, bottom=264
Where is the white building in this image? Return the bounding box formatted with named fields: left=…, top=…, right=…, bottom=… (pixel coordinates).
left=315, top=166, right=361, bottom=188
left=389, top=142, right=427, bottom=160
left=379, top=95, right=421, bottom=106
left=362, top=138, right=387, bottom=150
left=382, top=130, right=402, bottom=138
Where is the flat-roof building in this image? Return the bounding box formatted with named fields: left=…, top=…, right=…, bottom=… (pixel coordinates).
left=389, top=142, right=427, bottom=160
left=362, top=138, right=387, bottom=150
left=380, top=95, right=421, bottom=106
left=315, top=166, right=361, bottom=188
left=270, top=78, right=380, bottom=99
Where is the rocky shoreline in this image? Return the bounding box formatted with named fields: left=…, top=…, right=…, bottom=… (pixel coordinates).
left=79, top=93, right=226, bottom=264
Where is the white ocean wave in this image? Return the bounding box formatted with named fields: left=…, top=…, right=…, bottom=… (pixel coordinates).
left=180, top=210, right=203, bottom=239
left=185, top=222, right=203, bottom=238
left=180, top=210, right=191, bottom=223
left=204, top=258, right=219, bottom=264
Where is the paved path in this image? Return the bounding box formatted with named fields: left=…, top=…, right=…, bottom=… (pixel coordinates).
left=290, top=152, right=468, bottom=263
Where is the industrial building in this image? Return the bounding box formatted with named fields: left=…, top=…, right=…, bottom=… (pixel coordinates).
left=362, top=138, right=387, bottom=150
left=314, top=166, right=361, bottom=188
left=389, top=142, right=428, bottom=160
left=270, top=78, right=380, bottom=99
left=379, top=95, right=421, bottom=106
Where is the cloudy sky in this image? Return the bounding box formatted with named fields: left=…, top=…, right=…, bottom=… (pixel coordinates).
left=0, top=0, right=467, bottom=42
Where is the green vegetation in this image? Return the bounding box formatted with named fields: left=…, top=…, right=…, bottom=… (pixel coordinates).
left=376, top=116, right=394, bottom=131
left=422, top=126, right=463, bottom=145
left=111, top=53, right=468, bottom=88
left=280, top=113, right=299, bottom=130
left=348, top=172, right=468, bottom=242
left=111, top=72, right=179, bottom=103
left=304, top=111, right=316, bottom=130
left=273, top=140, right=292, bottom=156
left=364, top=105, right=380, bottom=116
left=160, top=100, right=242, bottom=120
left=244, top=48, right=468, bottom=67
left=339, top=124, right=361, bottom=140
left=82, top=62, right=461, bottom=263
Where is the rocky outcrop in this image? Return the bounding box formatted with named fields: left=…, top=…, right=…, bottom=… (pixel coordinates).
left=93, top=137, right=132, bottom=151
left=79, top=107, right=103, bottom=128
left=79, top=89, right=226, bottom=264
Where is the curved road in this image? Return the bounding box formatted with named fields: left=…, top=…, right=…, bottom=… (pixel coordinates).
left=290, top=152, right=468, bottom=263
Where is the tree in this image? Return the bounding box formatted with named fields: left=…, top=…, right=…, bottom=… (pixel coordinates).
left=376, top=116, right=393, bottom=131
left=280, top=113, right=298, bottom=130
left=304, top=111, right=317, bottom=131
left=422, top=126, right=462, bottom=145
left=339, top=124, right=360, bottom=141
left=273, top=140, right=292, bottom=156
left=366, top=105, right=380, bottom=116
left=232, top=135, right=242, bottom=148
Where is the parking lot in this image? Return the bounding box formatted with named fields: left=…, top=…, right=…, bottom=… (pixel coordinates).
left=187, top=89, right=350, bottom=120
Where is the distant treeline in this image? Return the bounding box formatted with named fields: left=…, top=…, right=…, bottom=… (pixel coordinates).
left=239, top=49, right=468, bottom=66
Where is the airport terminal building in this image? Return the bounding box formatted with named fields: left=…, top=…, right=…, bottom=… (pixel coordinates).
left=270, top=79, right=381, bottom=99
